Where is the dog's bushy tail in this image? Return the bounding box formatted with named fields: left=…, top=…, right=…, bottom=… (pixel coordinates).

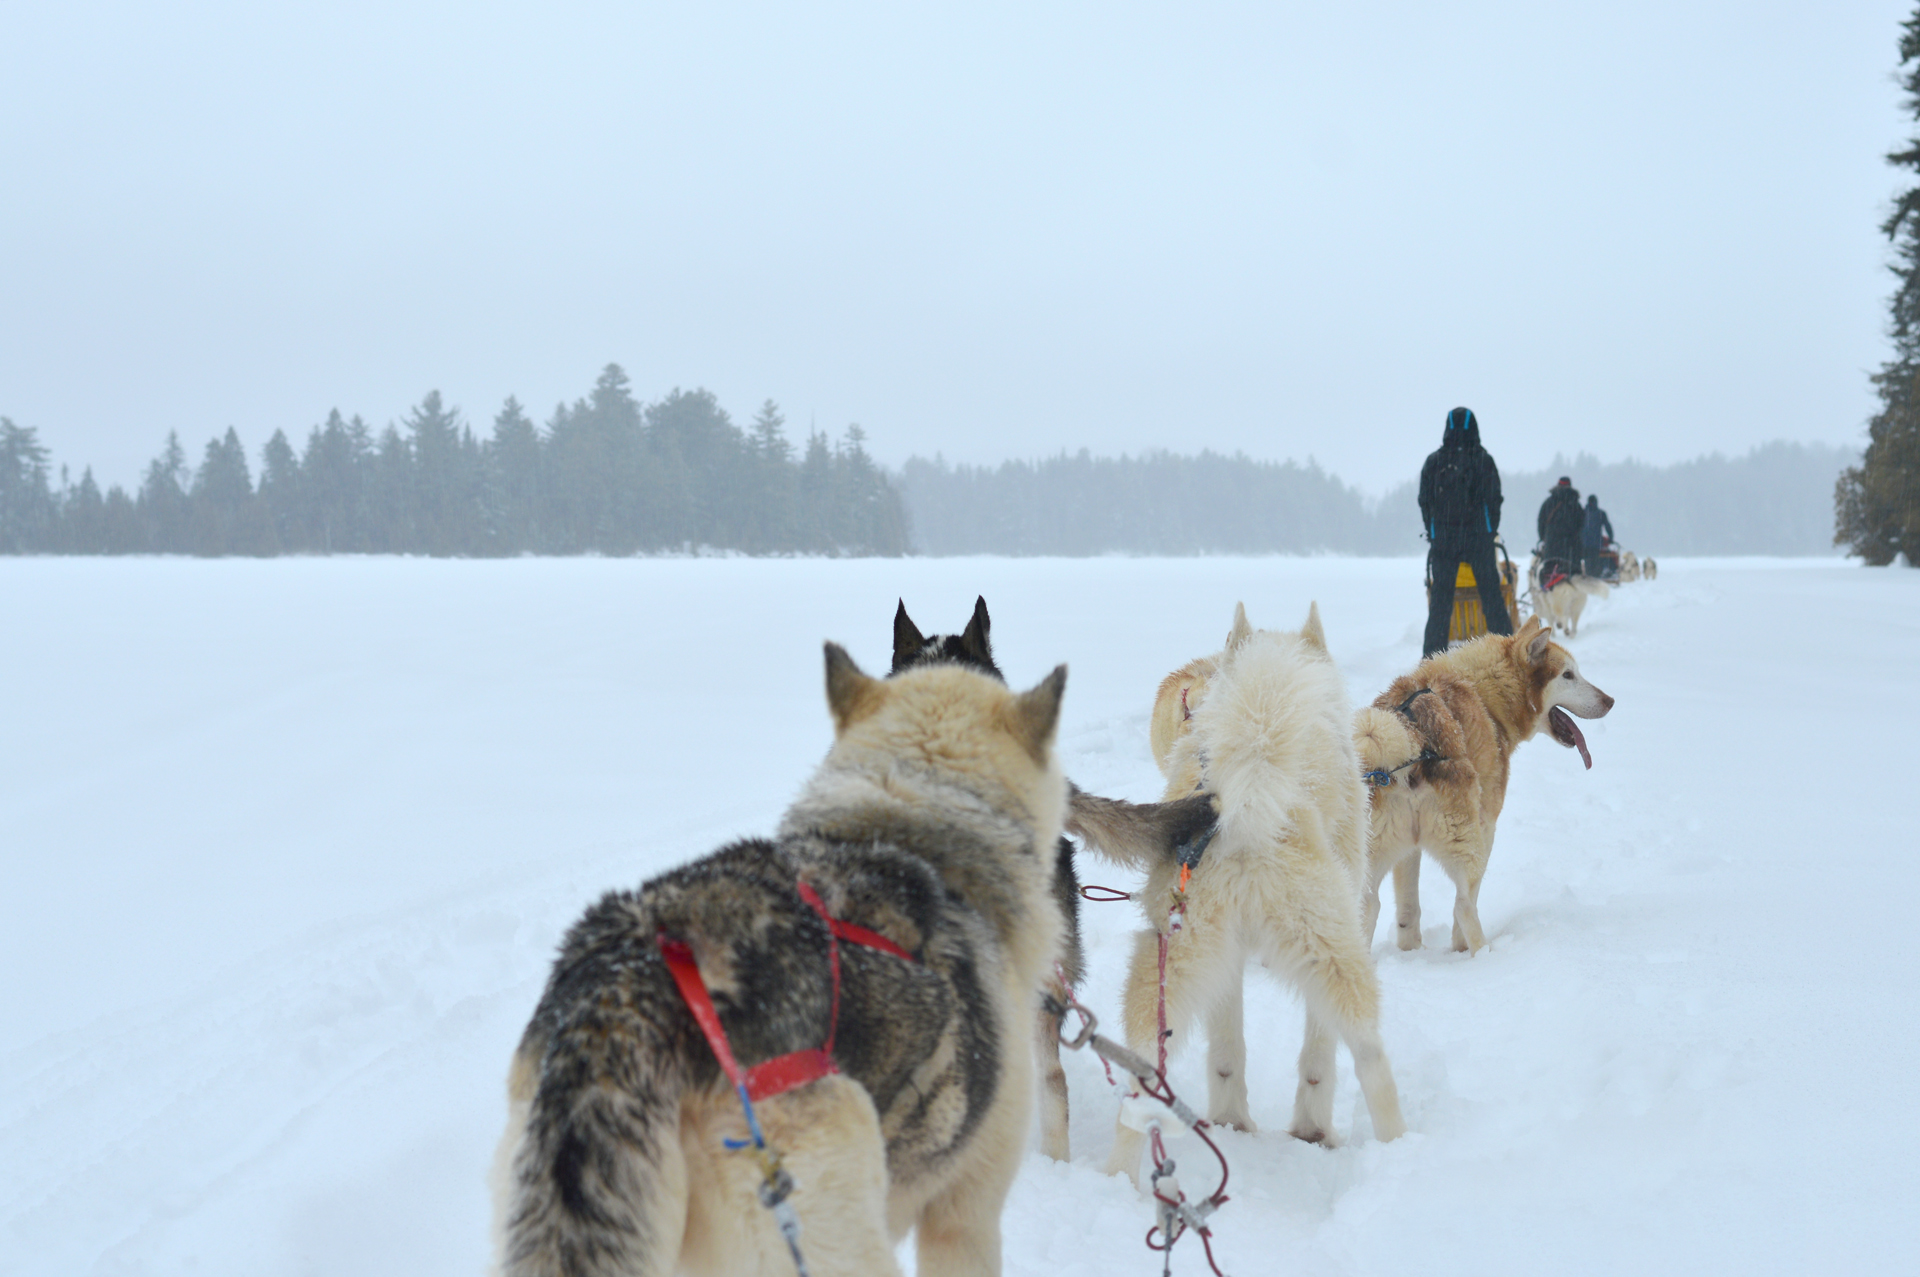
left=1066, top=785, right=1217, bottom=870
left=499, top=1013, right=691, bottom=1277
left=1352, top=704, right=1418, bottom=776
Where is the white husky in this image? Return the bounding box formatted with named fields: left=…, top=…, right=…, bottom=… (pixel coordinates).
left=1103, top=603, right=1406, bottom=1182
left=1529, top=555, right=1610, bottom=636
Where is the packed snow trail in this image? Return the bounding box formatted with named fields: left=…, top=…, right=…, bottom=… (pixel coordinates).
left=1, top=556, right=1913, bottom=1276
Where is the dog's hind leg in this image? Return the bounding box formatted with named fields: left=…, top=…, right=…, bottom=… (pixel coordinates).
left=1033, top=837, right=1080, bottom=1162
left=1392, top=853, right=1423, bottom=951
left=916, top=1059, right=1029, bottom=1277
left=1204, top=984, right=1254, bottom=1131
left=1447, top=865, right=1487, bottom=954
left=1438, top=833, right=1491, bottom=954
left=683, top=1079, right=902, bottom=1277
left=1035, top=999, right=1071, bottom=1161
left=1274, top=928, right=1407, bottom=1144
left=1290, top=1008, right=1339, bottom=1143
left=1103, top=923, right=1240, bottom=1183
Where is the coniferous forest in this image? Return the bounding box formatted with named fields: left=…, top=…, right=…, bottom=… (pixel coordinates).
left=0, top=366, right=909, bottom=557
left=899, top=441, right=1855, bottom=558
left=0, top=365, right=1857, bottom=559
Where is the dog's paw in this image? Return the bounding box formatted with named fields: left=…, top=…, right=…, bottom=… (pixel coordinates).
left=1288, top=1124, right=1337, bottom=1147
left=1208, top=1111, right=1257, bottom=1134
left=1395, top=925, right=1423, bottom=951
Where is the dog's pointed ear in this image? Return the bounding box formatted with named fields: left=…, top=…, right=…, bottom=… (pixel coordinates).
left=891, top=600, right=924, bottom=672
left=1225, top=601, right=1253, bottom=654
left=825, top=642, right=886, bottom=734
left=1518, top=616, right=1552, bottom=662
left=1301, top=601, right=1327, bottom=651
left=959, top=595, right=993, bottom=664
left=1006, top=664, right=1067, bottom=760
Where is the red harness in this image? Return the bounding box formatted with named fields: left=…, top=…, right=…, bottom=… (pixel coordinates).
left=657, top=879, right=916, bottom=1102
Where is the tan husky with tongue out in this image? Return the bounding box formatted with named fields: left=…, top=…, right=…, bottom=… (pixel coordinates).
left=1352, top=615, right=1616, bottom=954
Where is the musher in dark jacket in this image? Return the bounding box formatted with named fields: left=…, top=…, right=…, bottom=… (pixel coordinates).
left=1419, top=406, right=1514, bottom=658
left=1581, top=494, right=1614, bottom=577
left=1537, top=477, right=1584, bottom=574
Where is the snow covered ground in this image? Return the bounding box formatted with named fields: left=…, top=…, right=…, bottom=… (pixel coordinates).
left=2, top=555, right=1914, bottom=1276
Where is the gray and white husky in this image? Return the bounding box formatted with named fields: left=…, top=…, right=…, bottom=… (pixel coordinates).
left=493, top=646, right=1071, bottom=1277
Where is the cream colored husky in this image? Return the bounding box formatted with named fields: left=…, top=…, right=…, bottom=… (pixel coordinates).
left=1104, top=603, right=1406, bottom=1182
left=1353, top=616, right=1615, bottom=955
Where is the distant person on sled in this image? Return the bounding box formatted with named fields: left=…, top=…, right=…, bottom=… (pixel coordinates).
left=1419, top=406, right=1514, bottom=658
left=1537, top=476, right=1584, bottom=574
left=1581, top=493, right=1615, bottom=578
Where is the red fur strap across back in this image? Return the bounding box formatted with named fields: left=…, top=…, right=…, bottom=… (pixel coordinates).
left=658, top=877, right=915, bottom=1104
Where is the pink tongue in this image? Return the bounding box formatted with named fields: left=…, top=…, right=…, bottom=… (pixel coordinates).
left=1553, top=707, right=1592, bottom=769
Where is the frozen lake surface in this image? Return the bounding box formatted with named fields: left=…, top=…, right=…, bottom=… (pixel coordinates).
left=2, top=554, right=1912, bottom=1276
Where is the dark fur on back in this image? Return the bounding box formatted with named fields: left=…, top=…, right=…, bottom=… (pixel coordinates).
left=506, top=822, right=1017, bottom=1276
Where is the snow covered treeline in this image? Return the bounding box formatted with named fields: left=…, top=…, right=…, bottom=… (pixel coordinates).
left=0, top=367, right=910, bottom=558
left=898, top=441, right=1857, bottom=557
left=2, top=397, right=1857, bottom=558
left=898, top=449, right=1410, bottom=555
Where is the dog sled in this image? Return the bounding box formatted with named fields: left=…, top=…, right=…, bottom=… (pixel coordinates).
left=1427, top=539, right=1522, bottom=644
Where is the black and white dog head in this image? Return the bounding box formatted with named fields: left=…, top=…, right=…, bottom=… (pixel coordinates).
left=892, top=595, right=1002, bottom=680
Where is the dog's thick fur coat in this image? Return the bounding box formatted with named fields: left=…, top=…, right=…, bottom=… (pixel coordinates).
left=1105, top=603, right=1406, bottom=1181
left=1353, top=616, right=1615, bottom=954
left=890, top=596, right=1215, bottom=1161
left=492, top=647, right=1070, bottom=1277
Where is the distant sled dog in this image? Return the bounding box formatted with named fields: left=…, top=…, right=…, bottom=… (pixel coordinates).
left=1528, top=554, right=1610, bottom=637
left=1353, top=615, right=1615, bottom=955
left=1104, top=602, right=1406, bottom=1179
left=891, top=595, right=1216, bottom=1162
left=493, top=646, right=1070, bottom=1277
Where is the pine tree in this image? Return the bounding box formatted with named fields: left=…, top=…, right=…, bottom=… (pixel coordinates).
left=0, top=418, right=55, bottom=552
left=402, top=390, right=477, bottom=555
left=798, top=428, right=835, bottom=553
left=746, top=400, right=797, bottom=552
left=548, top=366, right=651, bottom=553
left=485, top=395, right=542, bottom=553
left=648, top=387, right=748, bottom=548
left=59, top=466, right=108, bottom=553
left=137, top=431, right=192, bottom=551
left=259, top=428, right=301, bottom=550
left=189, top=427, right=271, bottom=554
left=1839, top=6, right=1920, bottom=563
left=367, top=424, right=413, bottom=552
left=301, top=410, right=371, bottom=552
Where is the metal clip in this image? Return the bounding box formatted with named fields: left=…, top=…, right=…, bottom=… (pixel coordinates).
left=1057, top=999, right=1098, bottom=1051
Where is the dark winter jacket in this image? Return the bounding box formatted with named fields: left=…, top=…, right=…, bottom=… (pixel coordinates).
left=1538, top=484, right=1584, bottom=556
left=1418, top=408, right=1503, bottom=541
left=1581, top=499, right=1613, bottom=549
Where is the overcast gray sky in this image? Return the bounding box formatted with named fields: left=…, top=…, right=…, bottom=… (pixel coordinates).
left=1, top=1, right=1907, bottom=494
